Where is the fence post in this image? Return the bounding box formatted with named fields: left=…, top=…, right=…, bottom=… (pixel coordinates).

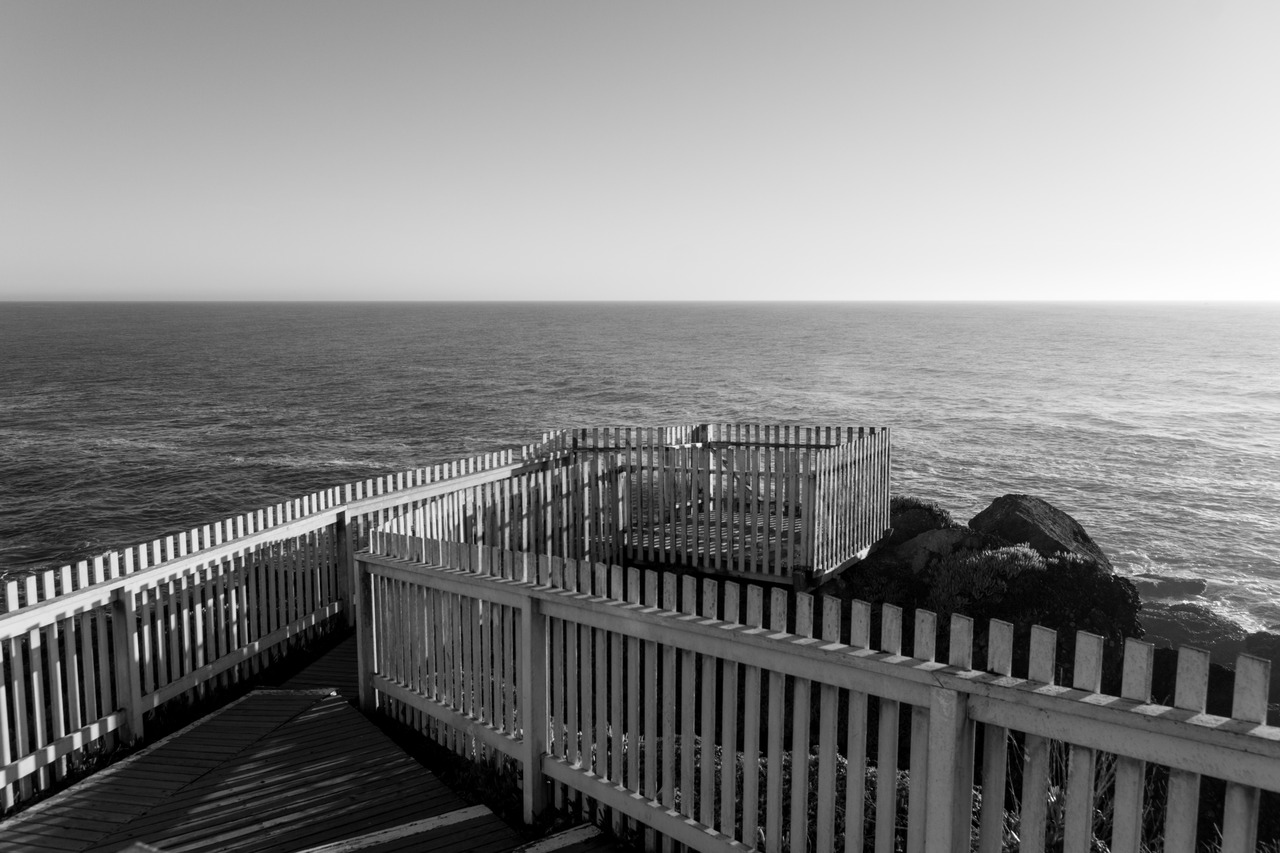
left=519, top=592, right=549, bottom=824
left=336, top=510, right=356, bottom=629
left=923, top=686, right=971, bottom=851
left=355, top=558, right=376, bottom=712
left=110, top=587, right=145, bottom=744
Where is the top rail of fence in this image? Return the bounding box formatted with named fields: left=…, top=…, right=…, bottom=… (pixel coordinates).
left=0, top=433, right=583, bottom=619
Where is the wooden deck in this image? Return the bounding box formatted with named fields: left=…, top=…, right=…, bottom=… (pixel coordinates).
left=0, top=637, right=617, bottom=853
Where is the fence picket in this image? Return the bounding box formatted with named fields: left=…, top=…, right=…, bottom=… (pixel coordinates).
left=1163, top=647, right=1210, bottom=853
left=1020, top=625, right=1058, bottom=853
left=1221, top=654, right=1269, bottom=852
left=906, top=610, right=936, bottom=853
left=845, top=600, right=872, bottom=853
left=720, top=582, right=742, bottom=838
left=790, top=593, right=815, bottom=851
left=660, top=572, right=678, bottom=852
left=1064, top=632, right=1104, bottom=853
left=875, top=604, right=903, bottom=853
left=680, top=576, right=698, bottom=821
left=979, top=620, right=1014, bottom=853
left=765, top=588, right=789, bottom=851
left=742, top=585, right=765, bottom=849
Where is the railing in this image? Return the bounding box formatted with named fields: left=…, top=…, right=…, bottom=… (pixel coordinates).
left=810, top=429, right=891, bottom=581
left=1, top=424, right=893, bottom=814
left=359, top=531, right=1280, bottom=853
left=0, top=441, right=559, bottom=812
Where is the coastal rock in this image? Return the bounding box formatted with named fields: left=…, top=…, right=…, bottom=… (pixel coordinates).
left=882, top=496, right=957, bottom=549
left=969, top=494, right=1113, bottom=572
left=895, top=527, right=1003, bottom=574
left=1244, top=632, right=1280, bottom=705
left=897, top=528, right=971, bottom=573
left=1130, top=574, right=1209, bottom=599
left=1140, top=602, right=1247, bottom=664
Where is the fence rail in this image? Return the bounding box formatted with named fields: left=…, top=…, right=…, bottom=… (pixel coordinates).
left=0, top=440, right=564, bottom=812
left=360, top=531, right=1279, bottom=853
left=2, top=424, right=892, bottom=816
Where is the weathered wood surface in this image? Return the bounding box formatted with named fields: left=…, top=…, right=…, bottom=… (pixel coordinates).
left=0, top=689, right=519, bottom=853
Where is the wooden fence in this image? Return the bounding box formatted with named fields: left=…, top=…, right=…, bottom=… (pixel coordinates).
left=0, top=424, right=892, bottom=814
left=558, top=425, right=891, bottom=584
left=810, top=430, right=891, bottom=580
left=0, top=440, right=566, bottom=812
left=359, top=531, right=1280, bottom=853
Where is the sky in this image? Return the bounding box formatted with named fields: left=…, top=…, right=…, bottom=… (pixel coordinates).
left=1, top=1, right=1277, bottom=301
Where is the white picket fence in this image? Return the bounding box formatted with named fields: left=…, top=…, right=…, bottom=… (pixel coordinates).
left=359, top=531, right=1280, bottom=853
left=1, top=424, right=889, bottom=814
left=0, top=439, right=558, bottom=811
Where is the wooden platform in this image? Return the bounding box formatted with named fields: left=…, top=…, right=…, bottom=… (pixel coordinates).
left=0, top=638, right=616, bottom=853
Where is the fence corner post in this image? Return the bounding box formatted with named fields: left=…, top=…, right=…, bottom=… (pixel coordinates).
left=110, top=586, right=145, bottom=744
left=923, top=686, right=973, bottom=852
left=355, top=556, right=376, bottom=712
left=336, top=510, right=356, bottom=629
left=519, top=593, right=549, bottom=824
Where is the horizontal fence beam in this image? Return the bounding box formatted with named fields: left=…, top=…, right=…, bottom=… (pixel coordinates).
left=1, top=456, right=565, bottom=637
left=0, top=509, right=342, bottom=636
left=144, top=601, right=343, bottom=711
left=540, top=757, right=744, bottom=853
left=372, top=674, right=521, bottom=761
left=0, top=712, right=127, bottom=787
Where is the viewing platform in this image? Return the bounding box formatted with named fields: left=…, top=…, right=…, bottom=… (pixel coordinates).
left=0, top=634, right=613, bottom=853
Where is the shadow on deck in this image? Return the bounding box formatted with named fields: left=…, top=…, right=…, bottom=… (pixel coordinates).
left=0, top=638, right=616, bottom=853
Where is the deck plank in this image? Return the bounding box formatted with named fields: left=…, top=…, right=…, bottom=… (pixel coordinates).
left=0, top=632, right=627, bottom=853
left=0, top=687, right=517, bottom=853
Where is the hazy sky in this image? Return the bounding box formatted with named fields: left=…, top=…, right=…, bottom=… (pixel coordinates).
left=1, top=1, right=1277, bottom=300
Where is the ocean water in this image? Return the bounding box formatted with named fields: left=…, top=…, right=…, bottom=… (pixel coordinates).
left=2, top=301, right=1277, bottom=632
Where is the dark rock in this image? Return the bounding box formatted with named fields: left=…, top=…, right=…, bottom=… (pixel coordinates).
left=894, top=528, right=1000, bottom=574
left=969, top=494, right=1113, bottom=572
left=1130, top=574, right=1209, bottom=598
left=1246, top=630, right=1280, bottom=661
left=1141, top=602, right=1247, bottom=664
left=1244, top=632, right=1280, bottom=706
left=882, top=496, right=957, bottom=549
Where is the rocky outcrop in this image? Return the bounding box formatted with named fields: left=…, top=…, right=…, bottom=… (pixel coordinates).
left=969, top=494, right=1113, bottom=572
left=895, top=527, right=1010, bottom=574
left=1130, top=574, right=1209, bottom=598
left=831, top=494, right=1141, bottom=686
left=882, top=496, right=958, bottom=549
left=1137, top=601, right=1247, bottom=663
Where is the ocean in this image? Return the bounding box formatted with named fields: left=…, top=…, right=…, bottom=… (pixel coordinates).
left=2, top=301, right=1277, bottom=633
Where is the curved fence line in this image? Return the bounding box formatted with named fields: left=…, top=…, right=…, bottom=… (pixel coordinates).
left=361, top=530, right=1280, bottom=853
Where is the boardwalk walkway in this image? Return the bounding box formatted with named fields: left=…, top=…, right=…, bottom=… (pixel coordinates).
left=0, top=636, right=615, bottom=853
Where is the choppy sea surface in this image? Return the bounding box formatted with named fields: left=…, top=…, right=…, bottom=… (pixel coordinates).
left=2, top=302, right=1277, bottom=631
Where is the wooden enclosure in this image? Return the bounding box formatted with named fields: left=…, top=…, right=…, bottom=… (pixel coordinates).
left=0, top=424, right=888, bottom=814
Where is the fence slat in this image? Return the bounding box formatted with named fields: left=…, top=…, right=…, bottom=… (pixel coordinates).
left=814, top=596, right=841, bottom=853
left=906, top=610, right=935, bottom=853
left=978, top=619, right=1014, bottom=853
left=875, top=604, right=903, bottom=853
left=764, top=588, right=788, bottom=851
left=1163, top=646, right=1210, bottom=853
left=700, top=579, right=719, bottom=831
left=790, top=593, right=815, bottom=850
left=741, top=585, right=765, bottom=849
left=660, top=573, right=678, bottom=852
left=1020, top=625, right=1057, bottom=853
left=1221, top=654, right=1269, bottom=853
left=845, top=600, right=872, bottom=853
left=1063, top=632, right=1103, bottom=853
